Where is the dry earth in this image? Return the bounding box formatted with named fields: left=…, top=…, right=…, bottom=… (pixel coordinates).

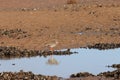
left=0, top=4, right=120, bottom=50
left=0, top=0, right=120, bottom=80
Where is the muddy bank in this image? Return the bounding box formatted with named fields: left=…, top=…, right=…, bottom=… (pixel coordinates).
left=69, top=64, right=120, bottom=80
left=70, top=72, right=94, bottom=78
left=1, top=67, right=120, bottom=80
left=98, top=64, right=120, bottom=80
left=98, top=69, right=120, bottom=80
left=0, top=46, right=76, bottom=59
left=0, top=42, right=120, bottom=59
left=107, top=64, right=120, bottom=69
left=70, top=71, right=118, bottom=79
left=0, top=70, right=58, bottom=80
left=87, top=43, right=120, bottom=50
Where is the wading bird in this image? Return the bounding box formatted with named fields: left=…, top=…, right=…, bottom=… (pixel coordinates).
left=45, top=40, right=58, bottom=52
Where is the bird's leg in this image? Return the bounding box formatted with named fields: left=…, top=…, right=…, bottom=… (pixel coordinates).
left=50, top=47, right=53, bottom=51
left=50, top=54, right=53, bottom=59
left=50, top=47, right=54, bottom=58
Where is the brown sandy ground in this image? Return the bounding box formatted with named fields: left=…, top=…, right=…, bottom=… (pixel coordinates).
left=0, top=0, right=120, bottom=80
left=0, top=4, right=120, bottom=50
left=0, top=0, right=120, bottom=9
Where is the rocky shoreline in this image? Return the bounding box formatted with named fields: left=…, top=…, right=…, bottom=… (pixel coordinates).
left=69, top=64, right=120, bottom=80
left=0, top=43, right=120, bottom=59
left=0, top=70, right=59, bottom=80
left=87, top=43, right=120, bottom=50
left=1, top=64, right=120, bottom=80
left=0, top=0, right=120, bottom=80
left=0, top=46, right=75, bottom=59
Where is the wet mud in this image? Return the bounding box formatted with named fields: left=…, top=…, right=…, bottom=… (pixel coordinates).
left=0, top=46, right=76, bottom=59
left=70, top=72, right=94, bottom=78
left=1, top=67, right=120, bottom=80
left=87, top=43, right=120, bottom=50
left=0, top=42, right=120, bottom=59
left=69, top=64, right=120, bottom=80
left=0, top=70, right=58, bottom=80
left=107, top=64, right=120, bottom=69
left=98, top=64, right=120, bottom=80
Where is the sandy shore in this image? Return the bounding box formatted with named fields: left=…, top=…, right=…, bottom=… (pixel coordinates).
left=0, top=0, right=120, bottom=80
left=0, top=3, right=120, bottom=50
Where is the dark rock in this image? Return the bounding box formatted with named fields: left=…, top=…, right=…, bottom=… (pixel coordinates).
left=70, top=72, right=94, bottom=78
left=0, top=46, right=76, bottom=59
left=12, top=63, right=15, bottom=66
left=87, top=43, right=120, bottom=50
left=107, top=64, right=120, bottom=69
left=0, top=29, right=30, bottom=39
left=98, top=69, right=120, bottom=79
left=0, top=71, right=58, bottom=80
left=66, top=0, right=77, bottom=4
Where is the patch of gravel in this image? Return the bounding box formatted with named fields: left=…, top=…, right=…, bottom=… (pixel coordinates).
left=0, top=70, right=58, bottom=80
left=0, top=29, right=30, bottom=39
left=0, top=46, right=76, bottom=59
left=87, top=43, right=120, bottom=50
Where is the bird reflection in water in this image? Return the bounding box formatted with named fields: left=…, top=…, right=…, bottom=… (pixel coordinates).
left=46, top=55, right=59, bottom=65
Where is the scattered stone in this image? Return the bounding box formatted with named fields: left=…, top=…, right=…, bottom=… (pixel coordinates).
left=0, top=70, right=59, bottom=80
left=107, top=64, right=120, bottom=69
left=85, top=27, right=92, bottom=30
left=113, top=18, right=120, bottom=21
left=87, top=43, right=120, bottom=50
left=97, top=4, right=103, bottom=7
left=98, top=69, right=120, bottom=79
left=70, top=72, right=94, bottom=78
left=66, top=0, right=77, bottom=4
left=20, top=8, right=39, bottom=11
left=12, top=63, right=15, bottom=66
left=0, top=29, right=30, bottom=39
left=0, top=42, right=4, bottom=44
left=70, top=64, right=120, bottom=79
left=98, top=64, right=120, bottom=79
left=0, top=46, right=76, bottom=59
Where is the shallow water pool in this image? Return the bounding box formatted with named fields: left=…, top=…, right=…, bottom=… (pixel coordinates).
left=0, top=48, right=120, bottom=78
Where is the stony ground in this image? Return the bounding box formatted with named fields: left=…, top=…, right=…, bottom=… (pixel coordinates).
left=0, top=3, right=120, bottom=50
left=0, top=0, right=120, bottom=80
